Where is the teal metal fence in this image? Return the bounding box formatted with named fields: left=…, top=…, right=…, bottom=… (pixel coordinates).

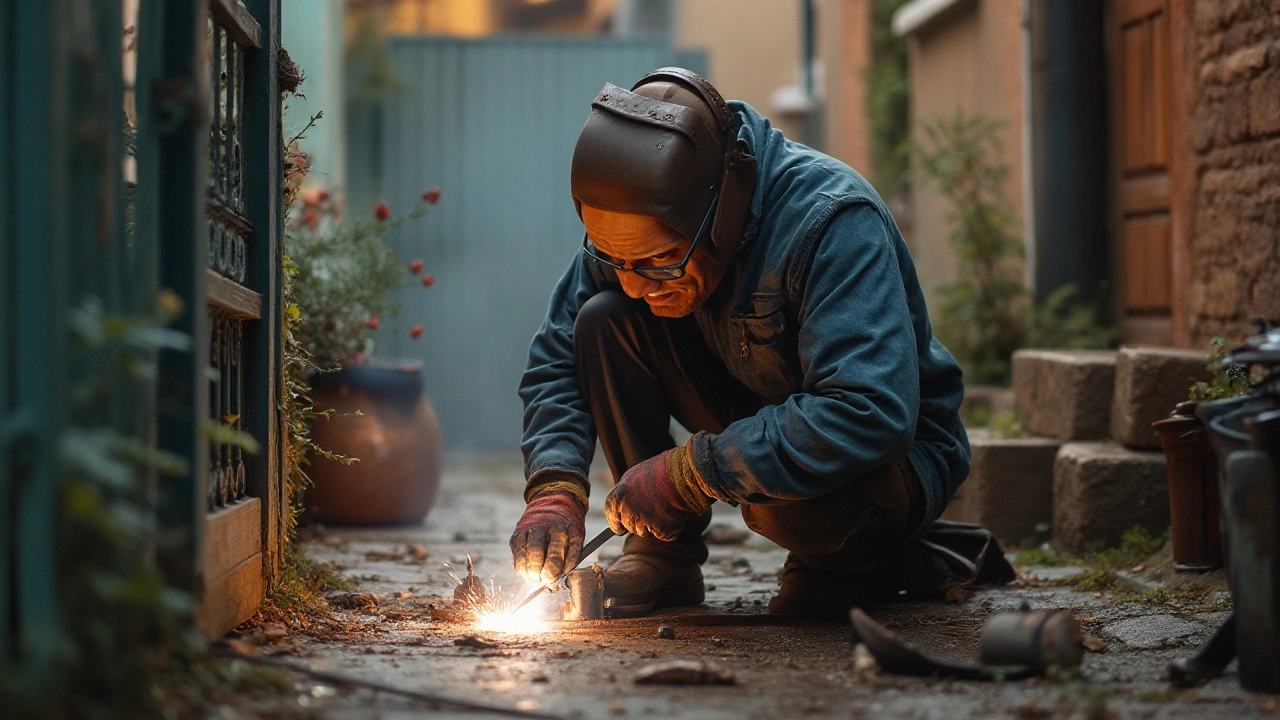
left=1, top=0, right=284, bottom=662
left=348, top=35, right=706, bottom=454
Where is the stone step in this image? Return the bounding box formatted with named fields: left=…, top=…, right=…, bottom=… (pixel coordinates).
left=1053, top=442, right=1169, bottom=553
left=942, top=429, right=1060, bottom=546
left=1012, top=349, right=1117, bottom=441
left=1111, top=346, right=1209, bottom=449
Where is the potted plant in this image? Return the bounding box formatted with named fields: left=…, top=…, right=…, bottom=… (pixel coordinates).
left=1152, top=336, right=1259, bottom=571
left=287, top=185, right=446, bottom=525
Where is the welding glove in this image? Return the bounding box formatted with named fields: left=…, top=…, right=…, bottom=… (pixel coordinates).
left=510, top=477, right=587, bottom=586
left=604, top=440, right=715, bottom=542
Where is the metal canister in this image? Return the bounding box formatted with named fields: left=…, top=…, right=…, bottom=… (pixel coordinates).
left=1153, top=401, right=1224, bottom=571
left=979, top=610, right=1083, bottom=672
left=562, top=565, right=605, bottom=621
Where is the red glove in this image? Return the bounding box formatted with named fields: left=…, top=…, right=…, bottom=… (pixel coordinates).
left=510, top=481, right=586, bottom=585
left=604, top=443, right=714, bottom=542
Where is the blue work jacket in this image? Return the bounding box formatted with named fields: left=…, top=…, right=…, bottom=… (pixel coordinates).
left=519, top=102, right=969, bottom=530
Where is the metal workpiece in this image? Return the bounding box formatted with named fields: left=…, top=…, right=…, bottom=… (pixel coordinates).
left=1224, top=408, right=1280, bottom=693
left=979, top=610, right=1084, bottom=673
left=562, top=565, right=605, bottom=621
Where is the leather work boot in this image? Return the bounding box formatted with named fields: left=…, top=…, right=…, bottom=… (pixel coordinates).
left=767, top=553, right=869, bottom=620
left=602, top=553, right=705, bottom=618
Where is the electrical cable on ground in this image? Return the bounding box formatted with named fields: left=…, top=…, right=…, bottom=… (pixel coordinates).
left=210, top=646, right=566, bottom=720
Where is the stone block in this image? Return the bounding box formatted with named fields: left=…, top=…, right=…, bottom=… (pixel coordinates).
left=1111, top=346, right=1210, bottom=449
left=1012, top=350, right=1117, bottom=441
left=1052, top=442, right=1169, bottom=553
left=941, top=429, right=1060, bottom=546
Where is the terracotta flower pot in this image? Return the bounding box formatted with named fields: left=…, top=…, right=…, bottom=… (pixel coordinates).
left=303, top=361, right=442, bottom=525
left=1152, top=401, right=1223, bottom=571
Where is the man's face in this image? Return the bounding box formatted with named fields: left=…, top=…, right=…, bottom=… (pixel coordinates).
left=581, top=205, right=724, bottom=318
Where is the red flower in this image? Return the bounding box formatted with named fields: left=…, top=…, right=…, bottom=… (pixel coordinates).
left=317, top=188, right=330, bottom=203
left=301, top=208, right=319, bottom=229
left=421, top=274, right=434, bottom=287
left=409, top=259, right=424, bottom=274
left=368, top=315, right=379, bottom=329
left=421, top=186, right=442, bottom=204
left=375, top=202, right=391, bottom=221
left=410, top=325, right=424, bottom=339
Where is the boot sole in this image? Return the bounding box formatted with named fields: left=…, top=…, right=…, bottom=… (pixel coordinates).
left=605, top=579, right=705, bottom=619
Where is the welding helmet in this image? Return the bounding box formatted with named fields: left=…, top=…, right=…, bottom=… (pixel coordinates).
left=570, top=67, right=758, bottom=269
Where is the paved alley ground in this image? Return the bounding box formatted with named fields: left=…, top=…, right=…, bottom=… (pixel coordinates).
left=235, top=458, right=1278, bottom=720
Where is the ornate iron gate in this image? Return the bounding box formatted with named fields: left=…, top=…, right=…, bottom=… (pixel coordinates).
left=0, top=0, right=285, bottom=655
left=197, top=0, right=285, bottom=638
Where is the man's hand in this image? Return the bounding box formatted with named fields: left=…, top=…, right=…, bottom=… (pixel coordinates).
left=604, top=444, right=714, bottom=542
left=510, top=487, right=586, bottom=586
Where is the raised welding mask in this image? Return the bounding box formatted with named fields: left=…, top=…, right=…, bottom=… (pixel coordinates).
left=570, top=67, right=758, bottom=270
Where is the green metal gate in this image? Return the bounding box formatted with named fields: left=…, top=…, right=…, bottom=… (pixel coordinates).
left=0, top=0, right=285, bottom=660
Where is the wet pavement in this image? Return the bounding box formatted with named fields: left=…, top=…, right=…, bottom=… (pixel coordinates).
left=255, top=457, right=1278, bottom=719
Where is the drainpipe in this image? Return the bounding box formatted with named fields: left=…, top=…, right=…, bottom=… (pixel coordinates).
left=804, top=0, right=815, bottom=100
left=801, top=0, right=824, bottom=150
left=1028, top=0, right=1108, bottom=307
left=1021, top=0, right=1035, bottom=292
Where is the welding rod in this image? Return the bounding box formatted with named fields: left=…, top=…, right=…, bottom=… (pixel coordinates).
left=511, top=527, right=619, bottom=613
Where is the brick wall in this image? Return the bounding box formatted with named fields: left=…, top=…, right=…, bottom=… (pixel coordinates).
left=1189, top=0, right=1280, bottom=344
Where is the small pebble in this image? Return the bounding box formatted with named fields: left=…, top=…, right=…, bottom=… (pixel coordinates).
left=657, top=625, right=676, bottom=640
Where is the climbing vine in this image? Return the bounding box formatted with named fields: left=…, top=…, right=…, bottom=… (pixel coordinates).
left=865, top=0, right=912, bottom=197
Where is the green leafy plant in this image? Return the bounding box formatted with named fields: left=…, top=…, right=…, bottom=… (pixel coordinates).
left=0, top=292, right=211, bottom=718
left=275, top=107, right=440, bottom=612
left=989, top=411, right=1030, bottom=439
left=1189, top=336, right=1260, bottom=401
left=865, top=0, right=912, bottom=197
left=915, top=112, right=1114, bottom=386
left=286, top=189, right=439, bottom=367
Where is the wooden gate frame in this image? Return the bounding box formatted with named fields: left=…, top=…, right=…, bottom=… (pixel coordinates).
left=133, top=0, right=285, bottom=639
left=194, top=0, right=286, bottom=638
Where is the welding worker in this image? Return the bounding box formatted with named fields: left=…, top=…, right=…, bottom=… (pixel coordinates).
left=511, top=68, right=1000, bottom=619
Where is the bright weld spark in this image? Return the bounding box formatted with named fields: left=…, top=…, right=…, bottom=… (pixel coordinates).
left=443, top=561, right=552, bottom=635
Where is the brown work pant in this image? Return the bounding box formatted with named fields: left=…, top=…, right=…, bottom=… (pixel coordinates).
left=574, top=290, right=924, bottom=573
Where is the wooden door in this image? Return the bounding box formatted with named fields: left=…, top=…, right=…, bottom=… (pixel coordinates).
left=1110, top=0, right=1174, bottom=344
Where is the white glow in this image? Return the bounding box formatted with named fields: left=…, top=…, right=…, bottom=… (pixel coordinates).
left=474, top=599, right=550, bottom=635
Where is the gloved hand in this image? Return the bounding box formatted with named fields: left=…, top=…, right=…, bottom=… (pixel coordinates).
left=604, top=443, right=714, bottom=542
left=510, top=479, right=587, bottom=586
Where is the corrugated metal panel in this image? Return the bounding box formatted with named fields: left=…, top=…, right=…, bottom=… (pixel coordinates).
left=351, top=35, right=706, bottom=453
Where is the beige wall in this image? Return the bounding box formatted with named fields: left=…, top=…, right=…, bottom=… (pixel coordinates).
left=906, top=0, right=1025, bottom=307
left=822, top=0, right=873, bottom=174
left=673, top=0, right=805, bottom=139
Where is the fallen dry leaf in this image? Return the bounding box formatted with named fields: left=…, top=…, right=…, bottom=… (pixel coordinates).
left=852, top=643, right=880, bottom=683
left=394, top=591, right=412, bottom=599
left=634, top=660, right=736, bottom=686
left=364, top=549, right=405, bottom=561
left=454, top=634, right=499, bottom=649
left=222, top=638, right=258, bottom=657
left=1082, top=637, right=1107, bottom=653
left=325, top=591, right=378, bottom=610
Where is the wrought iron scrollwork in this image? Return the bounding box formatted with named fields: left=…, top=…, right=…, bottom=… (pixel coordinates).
left=208, top=308, right=248, bottom=509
